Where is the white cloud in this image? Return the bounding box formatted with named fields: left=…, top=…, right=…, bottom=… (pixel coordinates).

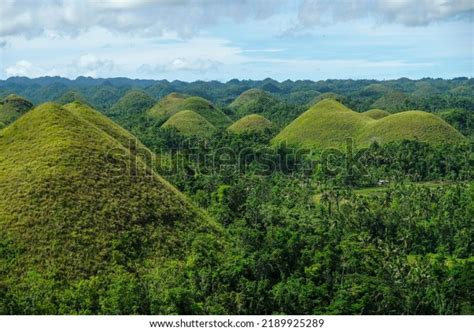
left=5, top=60, right=33, bottom=76
left=0, top=0, right=286, bottom=38
left=297, top=0, right=473, bottom=27
left=75, top=54, right=115, bottom=77
left=139, top=57, right=221, bottom=74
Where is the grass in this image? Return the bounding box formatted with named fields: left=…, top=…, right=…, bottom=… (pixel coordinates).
left=109, top=89, right=156, bottom=115
left=148, top=93, right=231, bottom=128
left=0, top=101, right=221, bottom=289
left=55, top=90, right=90, bottom=106
left=371, top=90, right=412, bottom=112
left=359, top=111, right=466, bottom=146
left=227, top=114, right=273, bottom=134
left=272, top=99, right=466, bottom=149
left=307, top=92, right=345, bottom=107
left=0, top=94, right=33, bottom=126
left=363, top=109, right=390, bottom=119
left=313, top=180, right=470, bottom=203
left=162, top=110, right=217, bottom=137
left=228, top=88, right=279, bottom=116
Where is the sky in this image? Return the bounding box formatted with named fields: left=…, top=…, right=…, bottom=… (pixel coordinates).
left=0, top=0, right=473, bottom=81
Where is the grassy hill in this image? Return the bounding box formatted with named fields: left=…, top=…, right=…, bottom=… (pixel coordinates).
left=228, top=88, right=279, bottom=116
left=307, top=92, right=345, bottom=107
left=109, top=89, right=156, bottom=116
left=371, top=90, right=412, bottom=112
left=272, top=99, right=466, bottom=149
left=148, top=93, right=231, bottom=128
left=0, top=94, right=34, bottom=126
left=55, top=90, right=90, bottom=106
left=363, top=109, right=390, bottom=119
left=90, top=85, right=122, bottom=110
left=0, top=102, right=223, bottom=313
left=359, top=111, right=467, bottom=146
left=227, top=114, right=273, bottom=134
left=162, top=110, right=217, bottom=137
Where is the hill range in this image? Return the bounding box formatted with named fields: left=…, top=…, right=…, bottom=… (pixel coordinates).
left=272, top=99, right=466, bottom=149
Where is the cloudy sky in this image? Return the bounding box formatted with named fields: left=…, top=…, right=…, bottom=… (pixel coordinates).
left=0, top=0, right=472, bottom=81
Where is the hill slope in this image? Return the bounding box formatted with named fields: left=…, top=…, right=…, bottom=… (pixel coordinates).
left=363, top=109, right=390, bottom=119
left=0, top=102, right=222, bottom=313
left=228, top=88, right=279, bottom=116
left=227, top=114, right=273, bottom=134
left=162, top=110, right=217, bottom=137
left=109, top=89, right=156, bottom=116
left=359, top=111, right=466, bottom=146
left=272, top=99, right=466, bottom=149
left=148, top=93, right=231, bottom=128
left=0, top=94, right=33, bottom=126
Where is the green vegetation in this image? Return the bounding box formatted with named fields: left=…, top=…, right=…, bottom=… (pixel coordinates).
left=55, top=90, right=90, bottom=106
left=162, top=110, right=217, bottom=137
left=359, top=111, right=466, bottom=146
left=308, top=92, right=345, bottom=106
left=109, top=89, right=156, bottom=116
left=227, top=114, right=273, bottom=134
left=148, top=93, right=232, bottom=128
left=229, top=88, right=279, bottom=116
left=363, top=108, right=390, bottom=119
left=0, top=94, right=33, bottom=126
left=272, top=99, right=466, bottom=149
left=0, top=102, right=224, bottom=314
left=0, top=76, right=472, bottom=315
left=371, top=90, right=412, bottom=112
left=438, top=108, right=473, bottom=138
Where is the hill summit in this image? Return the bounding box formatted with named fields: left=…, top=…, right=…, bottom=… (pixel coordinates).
left=0, top=101, right=222, bottom=313
left=162, top=110, right=217, bottom=137
left=147, top=93, right=231, bottom=128
left=272, top=99, right=466, bottom=149
left=227, top=114, right=273, bottom=134
left=228, top=88, right=279, bottom=116
left=0, top=94, right=33, bottom=126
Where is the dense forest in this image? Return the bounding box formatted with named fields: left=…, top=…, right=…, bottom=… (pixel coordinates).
left=0, top=77, right=472, bottom=314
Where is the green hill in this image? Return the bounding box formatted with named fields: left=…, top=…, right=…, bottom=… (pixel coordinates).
left=109, top=89, right=156, bottom=116
left=228, top=88, right=279, bottom=116
left=363, top=109, right=390, bottom=119
left=0, top=94, right=34, bottom=126
left=307, top=92, right=345, bottom=107
left=272, top=99, right=466, bottom=149
left=371, top=91, right=412, bottom=112
left=162, top=110, right=217, bottom=137
left=0, top=102, right=222, bottom=313
left=227, top=114, right=273, bottom=134
left=148, top=93, right=231, bottom=128
left=90, top=85, right=122, bottom=110
left=359, top=111, right=467, bottom=146
left=55, top=90, right=90, bottom=106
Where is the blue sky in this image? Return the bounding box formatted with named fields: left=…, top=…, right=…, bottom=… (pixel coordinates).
left=0, top=0, right=473, bottom=81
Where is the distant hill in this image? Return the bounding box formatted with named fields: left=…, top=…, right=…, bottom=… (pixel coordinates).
left=228, top=88, right=279, bottom=116
left=162, top=110, right=217, bottom=137
left=0, top=94, right=33, bottom=126
left=55, top=90, right=90, bottom=105
left=90, top=85, right=122, bottom=110
left=272, top=99, right=466, bottom=149
left=307, top=92, right=345, bottom=107
left=227, top=114, right=273, bottom=134
left=0, top=102, right=222, bottom=312
left=363, top=109, right=390, bottom=120
left=109, top=89, right=156, bottom=116
left=371, top=91, right=413, bottom=112
left=148, top=93, right=231, bottom=128
left=358, top=111, right=466, bottom=146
